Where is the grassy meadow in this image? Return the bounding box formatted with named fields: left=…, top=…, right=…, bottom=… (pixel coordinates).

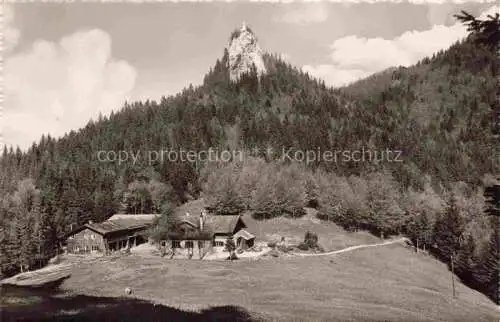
left=59, top=243, right=498, bottom=321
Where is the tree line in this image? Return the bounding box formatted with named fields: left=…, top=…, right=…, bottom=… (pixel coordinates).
left=200, top=157, right=499, bottom=303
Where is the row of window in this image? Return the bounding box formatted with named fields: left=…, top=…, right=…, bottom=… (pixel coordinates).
left=172, top=240, right=193, bottom=248
left=163, top=240, right=226, bottom=248
left=169, top=241, right=225, bottom=248
left=72, top=245, right=100, bottom=252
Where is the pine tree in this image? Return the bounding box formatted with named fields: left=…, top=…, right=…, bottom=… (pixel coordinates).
left=455, top=10, right=500, bottom=49
left=38, top=211, right=57, bottom=261
left=455, top=235, right=476, bottom=280
left=18, top=213, right=35, bottom=272
left=432, top=195, right=464, bottom=262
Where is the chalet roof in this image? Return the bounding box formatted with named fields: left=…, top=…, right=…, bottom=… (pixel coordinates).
left=206, top=215, right=245, bottom=234
left=179, top=219, right=198, bottom=228
left=87, top=214, right=158, bottom=235
left=234, top=229, right=255, bottom=241
left=61, top=214, right=159, bottom=239
left=167, top=199, right=252, bottom=239
left=107, top=214, right=158, bottom=221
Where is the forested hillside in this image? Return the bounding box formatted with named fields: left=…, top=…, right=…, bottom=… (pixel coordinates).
left=0, top=12, right=498, bottom=302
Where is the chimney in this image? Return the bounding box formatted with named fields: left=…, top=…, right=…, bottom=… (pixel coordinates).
left=199, top=213, right=204, bottom=231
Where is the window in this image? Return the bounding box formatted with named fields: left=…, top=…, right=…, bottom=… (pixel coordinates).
left=90, top=234, right=95, bottom=240
left=213, top=241, right=224, bottom=247
left=185, top=241, right=194, bottom=248
left=91, top=245, right=99, bottom=251
left=172, top=240, right=181, bottom=248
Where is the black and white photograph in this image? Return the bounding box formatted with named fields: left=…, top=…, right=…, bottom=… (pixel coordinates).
left=0, top=1, right=499, bottom=321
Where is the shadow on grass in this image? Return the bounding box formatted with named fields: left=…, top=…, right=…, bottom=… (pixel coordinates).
left=1, top=291, right=262, bottom=322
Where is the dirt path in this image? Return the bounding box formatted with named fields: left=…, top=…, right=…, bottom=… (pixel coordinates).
left=294, top=237, right=409, bottom=257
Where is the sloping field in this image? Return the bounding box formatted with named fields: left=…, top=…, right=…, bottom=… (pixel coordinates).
left=244, top=207, right=381, bottom=251
left=60, top=243, right=498, bottom=321
left=176, top=200, right=381, bottom=251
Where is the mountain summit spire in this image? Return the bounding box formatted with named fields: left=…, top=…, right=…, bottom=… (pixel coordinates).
left=227, top=21, right=266, bottom=81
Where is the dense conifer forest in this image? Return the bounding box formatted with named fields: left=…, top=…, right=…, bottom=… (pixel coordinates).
left=0, top=12, right=498, bottom=302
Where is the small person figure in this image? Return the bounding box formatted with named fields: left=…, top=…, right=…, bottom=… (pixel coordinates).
left=125, top=287, right=132, bottom=295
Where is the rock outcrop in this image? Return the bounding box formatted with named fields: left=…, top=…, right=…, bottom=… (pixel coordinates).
left=227, top=21, right=267, bottom=82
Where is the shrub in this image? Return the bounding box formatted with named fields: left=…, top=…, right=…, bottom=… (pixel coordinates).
left=277, top=244, right=294, bottom=253
left=304, top=231, right=319, bottom=249
left=267, top=241, right=277, bottom=248
left=225, top=236, right=237, bottom=259
left=297, top=243, right=309, bottom=251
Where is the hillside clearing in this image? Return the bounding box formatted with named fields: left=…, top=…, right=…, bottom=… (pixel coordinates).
left=177, top=200, right=382, bottom=252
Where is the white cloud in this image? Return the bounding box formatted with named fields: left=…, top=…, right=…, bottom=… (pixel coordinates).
left=302, top=64, right=368, bottom=86
left=304, top=5, right=499, bottom=87
left=478, top=5, right=499, bottom=19
left=303, top=20, right=468, bottom=87
left=4, top=28, right=137, bottom=150
left=277, top=4, right=328, bottom=25
left=1, top=4, right=20, bottom=53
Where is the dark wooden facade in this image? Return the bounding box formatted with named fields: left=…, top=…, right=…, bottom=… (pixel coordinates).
left=66, top=228, right=105, bottom=253
left=63, top=214, right=157, bottom=254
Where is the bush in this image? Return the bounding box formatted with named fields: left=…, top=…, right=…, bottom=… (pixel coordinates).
left=304, top=231, right=319, bottom=249
left=277, top=244, right=294, bottom=253
left=297, top=243, right=309, bottom=251
left=316, top=245, right=325, bottom=253
left=267, top=241, right=277, bottom=248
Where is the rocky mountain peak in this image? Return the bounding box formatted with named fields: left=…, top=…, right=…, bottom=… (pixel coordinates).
left=227, top=21, right=267, bottom=82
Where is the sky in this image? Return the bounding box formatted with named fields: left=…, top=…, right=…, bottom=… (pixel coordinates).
left=1, top=1, right=498, bottom=150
